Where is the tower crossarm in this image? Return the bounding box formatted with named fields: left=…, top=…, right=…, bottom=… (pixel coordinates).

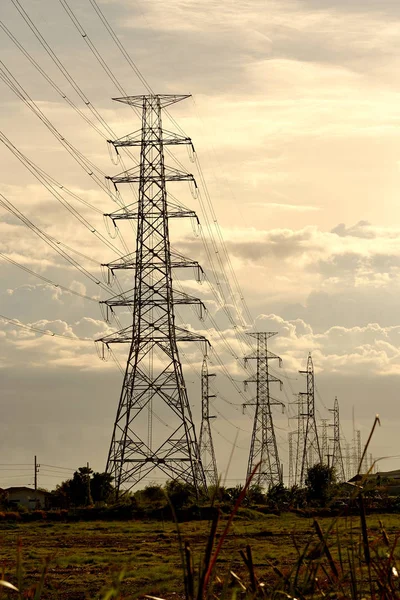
left=244, top=350, right=282, bottom=365
left=112, top=94, right=191, bottom=108
left=244, top=374, right=283, bottom=391
left=105, top=202, right=199, bottom=221
left=102, top=253, right=204, bottom=284
left=106, top=165, right=197, bottom=185
left=97, top=325, right=209, bottom=348
left=101, top=289, right=206, bottom=310
left=108, top=129, right=193, bottom=149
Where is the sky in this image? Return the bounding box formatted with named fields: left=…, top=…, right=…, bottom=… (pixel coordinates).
left=1, top=0, right=400, bottom=491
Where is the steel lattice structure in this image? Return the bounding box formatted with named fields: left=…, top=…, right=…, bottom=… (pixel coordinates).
left=98, top=94, right=207, bottom=496
left=198, top=358, right=218, bottom=487
left=321, top=419, right=329, bottom=465
left=244, top=332, right=284, bottom=488
left=294, top=393, right=305, bottom=486
left=329, top=396, right=345, bottom=481
left=288, top=431, right=294, bottom=488
left=299, top=354, right=321, bottom=486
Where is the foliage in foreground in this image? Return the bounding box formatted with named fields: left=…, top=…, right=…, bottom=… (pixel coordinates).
left=1, top=417, right=395, bottom=598
left=2, top=497, right=400, bottom=599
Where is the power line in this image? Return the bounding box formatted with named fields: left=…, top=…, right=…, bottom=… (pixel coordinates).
left=0, top=192, right=110, bottom=292
left=0, top=252, right=99, bottom=303
left=0, top=313, right=94, bottom=342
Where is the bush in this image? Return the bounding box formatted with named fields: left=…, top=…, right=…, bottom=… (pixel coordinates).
left=4, top=511, right=21, bottom=521
left=47, top=509, right=68, bottom=521
left=22, top=510, right=47, bottom=522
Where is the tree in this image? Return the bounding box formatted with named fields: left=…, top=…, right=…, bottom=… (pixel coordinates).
left=70, top=466, right=93, bottom=506
left=53, top=466, right=98, bottom=508
left=90, top=472, right=114, bottom=503
left=305, top=463, right=336, bottom=506
left=134, top=484, right=165, bottom=509
left=164, top=480, right=195, bottom=509
left=247, top=484, right=266, bottom=505
left=266, top=483, right=290, bottom=510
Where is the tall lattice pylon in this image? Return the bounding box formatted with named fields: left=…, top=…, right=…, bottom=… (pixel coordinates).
left=355, top=430, right=362, bottom=474
left=299, top=353, right=321, bottom=486
left=244, top=332, right=284, bottom=488
left=198, top=357, right=218, bottom=487
left=329, top=396, right=345, bottom=481
left=294, top=393, right=305, bottom=486
left=288, top=431, right=294, bottom=488
left=98, top=94, right=207, bottom=496
left=321, top=419, right=329, bottom=465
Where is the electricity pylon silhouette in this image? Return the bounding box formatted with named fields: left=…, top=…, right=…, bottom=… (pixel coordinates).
left=288, top=431, right=294, bottom=487
left=329, top=396, right=345, bottom=481
left=294, top=392, right=305, bottom=486
left=321, top=419, right=329, bottom=465
left=244, top=332, right=284, bottom=488
left=97, top=94, right=207, bottom=496
left=198, top=357, right=218, bottom=487
left=299, top=353, right=321, bottom=486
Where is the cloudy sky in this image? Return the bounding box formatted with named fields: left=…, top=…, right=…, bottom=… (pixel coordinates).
left=0, top=0, right=400, bottom=490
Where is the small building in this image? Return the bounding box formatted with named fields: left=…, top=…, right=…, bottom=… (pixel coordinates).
left=5, top=487, right=50, bottom=510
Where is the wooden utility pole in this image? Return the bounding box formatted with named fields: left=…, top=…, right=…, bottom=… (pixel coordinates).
left=34, top=455, right=40, bottom=491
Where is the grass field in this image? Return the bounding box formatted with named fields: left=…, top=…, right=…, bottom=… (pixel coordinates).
left=1, top=511, right=400, bottom=599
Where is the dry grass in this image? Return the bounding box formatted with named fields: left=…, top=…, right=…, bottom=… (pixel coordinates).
left=1, top=511, right=400, bottom=599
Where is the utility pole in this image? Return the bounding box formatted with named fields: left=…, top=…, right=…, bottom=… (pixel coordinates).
left=199, top=357, right=218, bottom=487
left=98, top=94, right=207, bottom=496
left=34, top=455, right=40, bottom=491
left=299, top=354, right=321, bottom=486
left=329, top=397, right=345, bottom=481
left=244, top=332, right=284, bottom=488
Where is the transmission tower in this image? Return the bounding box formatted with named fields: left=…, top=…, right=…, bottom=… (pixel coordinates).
left=345, top=442, right=351, bottom=479
left=198, top=357, right=218, bottom=487
left=294, top=393, right=305, bottom=486
left=329, top=397, right=345, bottom=481
left=321, top=419, right=329, bottom=465
left=288, top=431, right=294, bottom=487
left=356, top=430, right=362, bottom=474
left=299, top=354, right=321, bottom=486
left=98, top=94, right=207, bottom=496
left=244, top=332, right=284, bottom=488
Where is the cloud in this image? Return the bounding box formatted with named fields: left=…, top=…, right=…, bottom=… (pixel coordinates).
left=248, top=202, right=320, bottom=211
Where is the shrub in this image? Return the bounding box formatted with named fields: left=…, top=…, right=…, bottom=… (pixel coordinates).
left=5, top=511, right=21, bottom=521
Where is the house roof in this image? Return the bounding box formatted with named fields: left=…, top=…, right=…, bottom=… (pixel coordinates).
left=6, top=487, right=48, bottom=495
left=348, top=469, right=400, bottom=483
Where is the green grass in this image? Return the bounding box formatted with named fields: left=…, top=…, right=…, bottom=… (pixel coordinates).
left=1, top=512, right=400, bottom=599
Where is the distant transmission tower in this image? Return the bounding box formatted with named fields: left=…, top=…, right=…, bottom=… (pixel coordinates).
left=321, top=419, right=329, bottom=465
left=244, top=332, right=284, bottom=488
left=199, top=357, right=218, bottom=487
left=329, top=397, right=345, bottom=481
left=356, top=430, right=362, bottom=473
left=299, top=354, right=321, bottom=485
left=288, top=431, right=294, bottom=487
left=294, top=393, right=305, bottom=486
left=345, top=442, right=351, bottom=479
left=98, top=94, right=207, bottom=495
